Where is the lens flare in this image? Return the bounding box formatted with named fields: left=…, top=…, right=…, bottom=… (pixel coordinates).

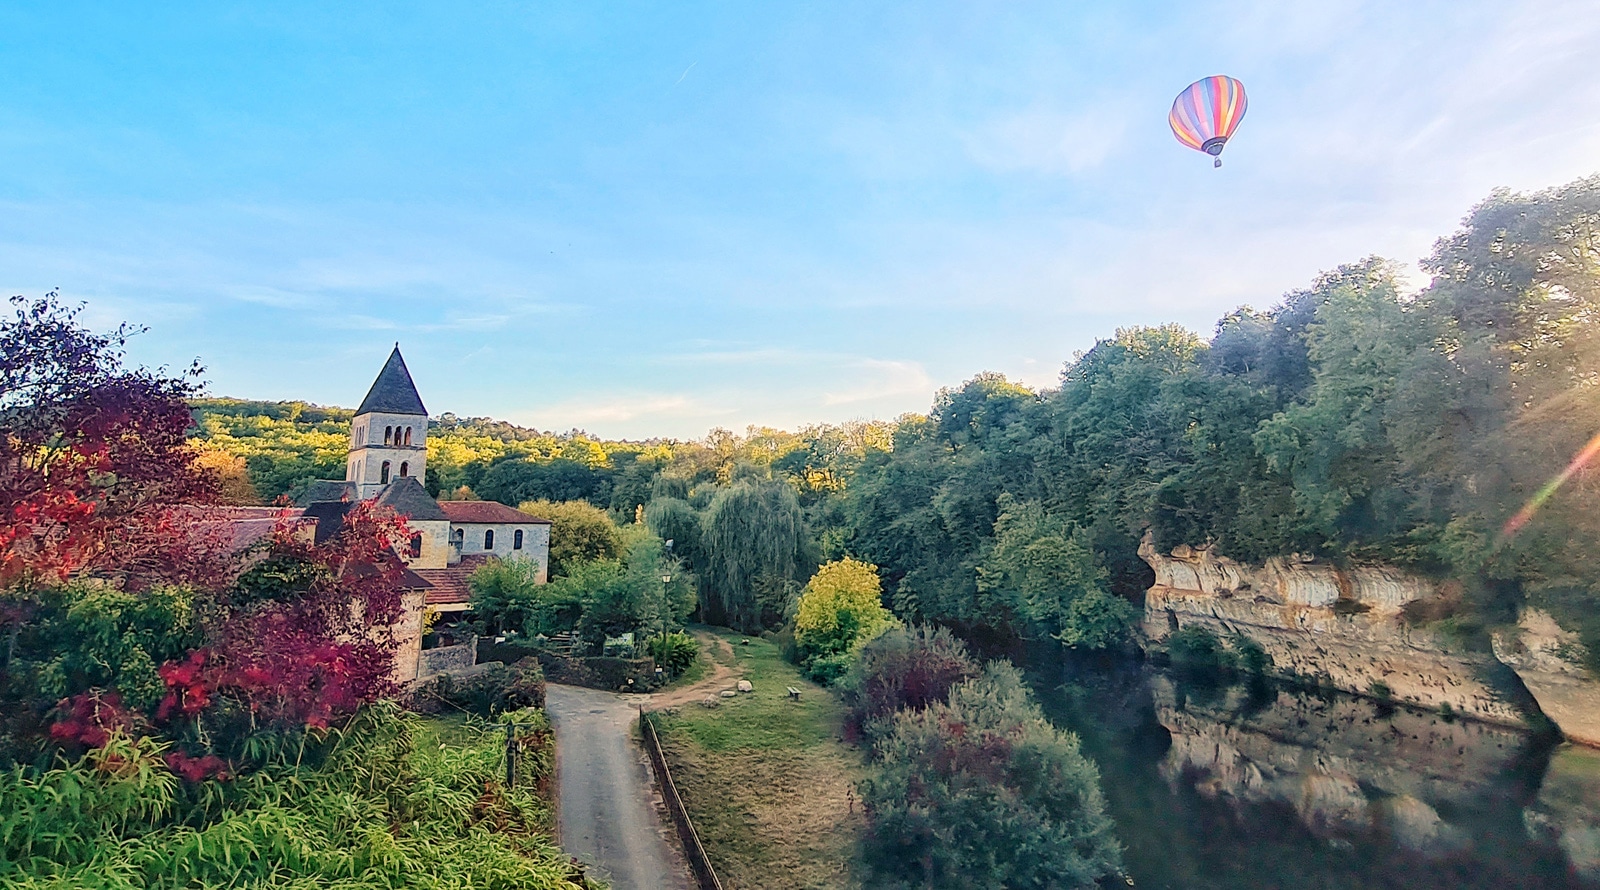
left=1500, top=429, right=1600, bottom=541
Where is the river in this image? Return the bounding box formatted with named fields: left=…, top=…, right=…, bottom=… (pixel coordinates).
left=1028, top=653, right=1600, bottom=889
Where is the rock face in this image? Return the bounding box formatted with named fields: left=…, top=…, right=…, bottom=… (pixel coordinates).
left=1140, top=536, right=1524, bottom=726
left=1494, top=611, right=1600, bottom=748
left=1141, top=537, right=1600, bottom=747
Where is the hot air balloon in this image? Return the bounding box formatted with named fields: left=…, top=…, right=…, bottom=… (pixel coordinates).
left=1169, top=75, right=1248, bottom=168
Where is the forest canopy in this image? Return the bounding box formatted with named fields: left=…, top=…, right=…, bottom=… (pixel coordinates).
left=191, top=176, right=1600, bottom=659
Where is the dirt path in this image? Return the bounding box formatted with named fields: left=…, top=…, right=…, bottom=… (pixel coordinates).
left=647, top=631, right=745, bottom=708
left=545, top=683, right=692, bottom=890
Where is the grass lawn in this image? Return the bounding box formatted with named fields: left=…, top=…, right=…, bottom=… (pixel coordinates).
left=652, top=628, right=864, bottom=890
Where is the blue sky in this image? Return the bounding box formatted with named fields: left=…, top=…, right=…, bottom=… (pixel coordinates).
left=2, top=1, right=1597, bottom=439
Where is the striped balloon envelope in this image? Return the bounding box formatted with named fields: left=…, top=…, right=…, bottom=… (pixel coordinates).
left=1169, top=75, right=1248, bottom=168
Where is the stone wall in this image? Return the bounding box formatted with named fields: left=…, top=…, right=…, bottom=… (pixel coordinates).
left=416, top=634, right=479, bottom=679
left=391, top=590, right=426, bottom=683
left=455, top=523, right=550, bottom=581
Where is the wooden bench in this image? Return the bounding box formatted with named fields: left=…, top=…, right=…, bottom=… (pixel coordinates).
left=786, top=686, right=801, bottom=701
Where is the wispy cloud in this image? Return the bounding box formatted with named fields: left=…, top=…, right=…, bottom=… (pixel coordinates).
left=824, top=359, right=934, bottom=406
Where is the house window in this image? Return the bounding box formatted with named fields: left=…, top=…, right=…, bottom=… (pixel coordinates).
left=409, top=533, right=423, bottom=558
left=399, top=461, right=409, bottom=477
left=513, top=529, right=524, bottom=550
left=385, top=426, right=393, bottom=445
left=484, top=530, right=494, bottom=550
left=404, top=427, right=412, bottom=446
left=381, top=461, right=391, bottom=484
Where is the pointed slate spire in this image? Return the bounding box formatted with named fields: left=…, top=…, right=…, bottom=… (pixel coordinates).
left=355, top=346, right=428, bottom=417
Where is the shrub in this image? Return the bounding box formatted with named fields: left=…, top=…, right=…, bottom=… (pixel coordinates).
left=470, top=557, right=545, bottom=635
left=841, top=625, right=979, bottom=743
left=646, top=632, right=699, bottom=676
left=793, top=558, right=898, bottom=683
left=1166, top=626, right=1238, bottom=674
left=805, top=652, right=856, bottom=685
left=1057, top=588, right=1141, bottom=651
left=1233, top=633, right=1274, bottom=677
left=860, top=663, right=1123, bottom=889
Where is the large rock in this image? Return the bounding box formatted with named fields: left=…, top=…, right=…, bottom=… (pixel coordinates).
left=736, top=679, right=753, bottom=693
left=1494, top=610, right=1600, bottom=747
left=1140, top=535, right=1525, bottom=727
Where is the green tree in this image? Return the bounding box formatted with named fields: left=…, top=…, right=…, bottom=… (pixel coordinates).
left=700, top=480, right=807, bottom=632
left=643, top=497, right=702, bottom=573
left=519, top=500, right=624, bottom=578
left=1254, top=261, right=1444, bottom=560
left=793, top=558, right=898, bottom=682
left=468, top=558, right=544, bottom=635
left=978, top=497, right=1134, bottom=648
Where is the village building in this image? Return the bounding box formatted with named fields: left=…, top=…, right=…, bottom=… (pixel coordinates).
left=296, top=345, right=551, bottom=680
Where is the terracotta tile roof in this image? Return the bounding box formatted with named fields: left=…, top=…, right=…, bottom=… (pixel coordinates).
left=438, top=500, right=549, bottom=524
left=413, top=554, right=490, bottom=606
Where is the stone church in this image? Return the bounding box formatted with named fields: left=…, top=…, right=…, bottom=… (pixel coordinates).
left=300, top=345, right=551, bottom=679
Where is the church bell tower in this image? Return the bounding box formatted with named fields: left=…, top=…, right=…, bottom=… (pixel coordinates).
left=347, top=345, right=429, bottom=499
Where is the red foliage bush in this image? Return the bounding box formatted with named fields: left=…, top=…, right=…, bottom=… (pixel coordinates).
left=0, top=294, right=216, bottom=587
left=840, top=624, right=980, bottom=743
left=3, top=294, right=419, bottom=776
left=169, top=502, right=413, bottom=733
left=49, top=692, right=140, bottom=749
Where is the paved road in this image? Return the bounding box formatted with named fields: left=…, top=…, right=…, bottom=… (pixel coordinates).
left=544, top=684, right=692, bottom=890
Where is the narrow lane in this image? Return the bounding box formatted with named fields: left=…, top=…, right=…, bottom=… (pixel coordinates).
left=544, top=683, right=693, bottom=890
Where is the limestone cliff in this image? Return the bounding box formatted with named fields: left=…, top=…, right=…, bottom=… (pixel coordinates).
left=1140, top=536, right=1600, bottom=747
left=1139, top=536, right=1523, bottom=725
left=1495, top=611, right=1600, bottom=748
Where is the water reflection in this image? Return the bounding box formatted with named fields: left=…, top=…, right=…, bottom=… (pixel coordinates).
left=1032, top=656, right=1600, bottom=889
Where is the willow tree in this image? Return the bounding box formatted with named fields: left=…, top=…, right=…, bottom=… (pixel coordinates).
left=644, top=497, right=702, bottom=575
left=700, top=480, right=805, bottom=632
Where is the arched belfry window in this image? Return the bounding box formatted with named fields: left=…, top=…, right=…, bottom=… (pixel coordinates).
left=380, top=461, right=391, bottom=484
left=484, top=530, right=495, bottom=550
left=404, top=427, right=412, bottom=446
left=513, top=529, right=524, bottom=550
left=384, top=426, right=393, bottom=445
left=409, top=533, right=422, bottom=558
left=399, top=462, right=409, bottom=478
